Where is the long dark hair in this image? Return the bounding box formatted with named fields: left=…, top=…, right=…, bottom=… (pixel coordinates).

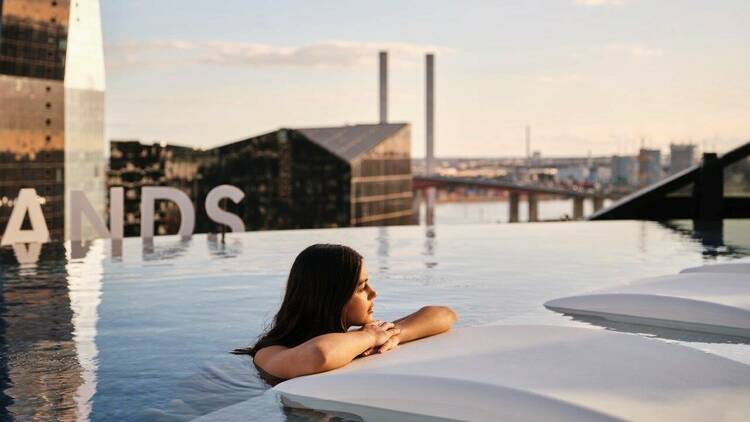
left=234, top=244, right=363, bottom=356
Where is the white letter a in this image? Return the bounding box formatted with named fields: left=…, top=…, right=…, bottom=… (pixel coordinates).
left=1, top=188, right=50, bottom=246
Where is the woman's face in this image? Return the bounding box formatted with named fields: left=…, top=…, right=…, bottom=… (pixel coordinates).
left=342, top=262, right=377, bottom=327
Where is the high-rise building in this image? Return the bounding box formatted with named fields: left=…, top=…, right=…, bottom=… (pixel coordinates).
left=0, top=0, right=106, bottom=242
left=611, top=155, right=638, bottom=187
left=669, top=144, right=696, bottom=175
left=638, top=148, right=662, bottom=187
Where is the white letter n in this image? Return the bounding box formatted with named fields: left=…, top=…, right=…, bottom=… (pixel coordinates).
left=70, top=188, right=124, bottom=242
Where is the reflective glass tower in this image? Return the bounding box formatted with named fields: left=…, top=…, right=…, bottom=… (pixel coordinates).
left=198, top=123, right=413, bottom=231
left=0, top=0, right=106, bottom=242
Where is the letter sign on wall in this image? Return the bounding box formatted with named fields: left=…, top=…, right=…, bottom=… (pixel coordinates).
left=1, top=188, right=50, bottom=246
left=1, top=185, right=247, bottom=246
left=140, top=187, right=196, bottom=239
left=205, top=185, right=246, bottom=232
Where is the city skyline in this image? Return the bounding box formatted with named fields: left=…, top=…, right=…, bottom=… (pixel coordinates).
left=103, top=1, right=750, bottom=158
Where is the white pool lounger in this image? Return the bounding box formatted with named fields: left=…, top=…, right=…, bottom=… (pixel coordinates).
left=545, top=273, right=750, bottom=337
left=681, top=262, right=750, bottom=274
left=274, top=325, right=750, bottom=422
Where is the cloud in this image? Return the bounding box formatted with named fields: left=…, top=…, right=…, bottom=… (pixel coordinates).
left=107, top=40, right=195, bottom=52
left=607, top=43, right=664, bottom=57
left=573, top=0, right=626, bottom=6
left=105, top=40, right=449, bottom=70
left=538, top=74, right=582, bottom=83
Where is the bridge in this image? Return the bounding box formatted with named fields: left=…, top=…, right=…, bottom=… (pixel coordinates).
left=413, top=175, right=614, bottom=222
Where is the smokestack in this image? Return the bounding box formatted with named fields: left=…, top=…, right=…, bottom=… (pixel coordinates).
left=525, top=125, right=531, bottom=165
left=426, top=53, right=435, bottom=176
left=379, top=51, right=388, bottom=124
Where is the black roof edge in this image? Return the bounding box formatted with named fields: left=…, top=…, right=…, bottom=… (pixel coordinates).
left=589, top=141, right=750, bottom=220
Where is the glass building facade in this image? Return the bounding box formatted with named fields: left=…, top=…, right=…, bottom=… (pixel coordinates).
left=110, top=124, right=414, bottom=236
left=198, top=129, right=352, bottom=231
left=350, top=125, right=412, bottom=226
left=209, top=124, right=413, bottom=231
left=109, top=141, right=213, bottom=237
left=200, top=123, right=413, bottom=231
left=0, top=0, right=106, bottom=243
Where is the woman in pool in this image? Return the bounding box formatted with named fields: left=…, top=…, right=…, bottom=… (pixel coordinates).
left=239, top=243, right=457, bottom=385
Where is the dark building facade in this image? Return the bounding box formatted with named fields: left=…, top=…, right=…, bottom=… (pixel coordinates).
left=200, top=123, right=413, bottom=231
left=109, top=123, right=413, bottom=236
left=109, top=140, right=212, bottom=236
left=0, top=0, right=106, bottom=243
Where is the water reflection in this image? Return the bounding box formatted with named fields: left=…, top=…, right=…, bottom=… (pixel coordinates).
left=65, top=241, right=104, bottom=421
left=142, top=236, right=192, bottom=261
left=111, top=239, right=123, bottom=261
left=376, top=226, right=389, bottom=271
left=425, top=187, right=436, bottom=226
left=0, top=241, right=103, bottom=421
left=564, top=313, right=750, bottom=346
left=11, top=243, right=42, bottom=268
left=659, top=220, right=749, bottom=259
left=207, top=235, right=243, bottom=260
left=0, top=245, right=77, bottom=420
left=70, top=240, right=93, bottom=260
left=1, top=220, right=749, bottom=420
left=423, top=225, right=437, bottom=269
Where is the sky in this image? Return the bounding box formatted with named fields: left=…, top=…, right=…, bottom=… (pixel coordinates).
left=102, top=0, right=750, bottom=158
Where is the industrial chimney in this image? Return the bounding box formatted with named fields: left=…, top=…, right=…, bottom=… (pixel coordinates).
left=379, top=51, right=388, bottom=124
left=425, top=54, right=435, bottom=176
left=425, top=53, right=435, bottom=176
left=526, top=125, right=531, bottom=166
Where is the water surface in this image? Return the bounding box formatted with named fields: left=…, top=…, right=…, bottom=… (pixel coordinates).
left=0, top=219, right=748, bottom=421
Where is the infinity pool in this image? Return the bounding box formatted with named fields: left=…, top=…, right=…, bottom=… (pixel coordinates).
left=1, top=220, right=748, bottom=421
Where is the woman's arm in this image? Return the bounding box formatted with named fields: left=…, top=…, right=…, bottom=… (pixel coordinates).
left=370, top=306, right=458, bottom=354
left=394, top=305, right=458, bottom=343
left=255, top=322, right=399, bottom=379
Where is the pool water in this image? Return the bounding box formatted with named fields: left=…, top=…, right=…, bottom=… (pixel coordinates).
left=0, top=220, right=748, bottom=421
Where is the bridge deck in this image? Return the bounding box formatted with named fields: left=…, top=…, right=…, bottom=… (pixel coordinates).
left=413, top=175, right=605, bottom=198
